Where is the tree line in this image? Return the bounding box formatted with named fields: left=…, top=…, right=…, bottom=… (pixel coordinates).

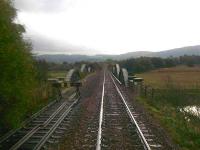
left=36, top=60, right=101, bottom=71
left=119, top=55, right=200, bottom=74
left=0, top=0, right=50, bottom=135
left=0, top=0, right=101, bottom=135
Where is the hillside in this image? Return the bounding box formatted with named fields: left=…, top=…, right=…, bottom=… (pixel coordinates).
left=156, top=46, right=200, bottom=57
left=36, top=45, right=200, bottom=63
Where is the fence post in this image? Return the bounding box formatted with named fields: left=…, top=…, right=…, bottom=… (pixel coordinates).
left=144, top=85, right=147, bottom=97
left=140, top=84, right=143, bottom=96
left=151, top=88, right=155, bottom=98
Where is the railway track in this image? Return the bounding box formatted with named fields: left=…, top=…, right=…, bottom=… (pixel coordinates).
left=1, top=70, right=164, bottom=149
left=115, top=79, right=164, bottom=149
left=0, top=93, right=79, bottom=150
left=96, top=71, right=161, bottom=150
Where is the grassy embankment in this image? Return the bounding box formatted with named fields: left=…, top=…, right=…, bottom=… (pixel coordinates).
left=48, top=70, right=72, bottom=94
left=0, top=71, right=68, bottom=137
left=30, top=70, right=69, bottom=114
left=137, top=65, right=200, bottom=150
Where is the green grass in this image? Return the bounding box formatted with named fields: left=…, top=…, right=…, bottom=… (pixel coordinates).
left=137, top=96, right=200, bottom=150
left=0, top=84, right=55, bottom=136
left=136, top=65, right=200, bottom=149
left=48, top=71, right=67, bottom=78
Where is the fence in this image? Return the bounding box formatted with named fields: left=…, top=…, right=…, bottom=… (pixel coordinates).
left=140, top=85, right=156, bottom=98
left=129, top=79, right=200, bottom=100
left=132, top=82, right=200, bottom=107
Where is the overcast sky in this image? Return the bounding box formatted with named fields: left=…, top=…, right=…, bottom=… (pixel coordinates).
left=14, top=0, right=200, bottom=55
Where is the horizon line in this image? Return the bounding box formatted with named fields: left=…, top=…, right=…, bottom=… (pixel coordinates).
left=33, top=44, right=200, bottom=56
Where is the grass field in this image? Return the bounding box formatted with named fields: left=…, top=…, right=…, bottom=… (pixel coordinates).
left=48, top=71, right=67, bottom=78
left=136, top=65, right=200, bottom=149
left=137, top=96, right=200, bottom=150
left=137, top=65, right=200, bottom=88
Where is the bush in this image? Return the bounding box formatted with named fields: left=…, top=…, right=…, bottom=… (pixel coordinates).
left=0, top=0, right=47, bottom=134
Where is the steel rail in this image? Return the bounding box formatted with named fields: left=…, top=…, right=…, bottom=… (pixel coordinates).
left=111, top=73, right=122, bottom=85
left=96, top=71, right=105, bottom=150
left=34, top=98, right=79, bottom=150
left=10, top=93, right=76, bottom=150
left=110, top=74, right=151, bottom=150
left=42, top=94, right=75, bottom=126
left=0, top=99, right=57, bottom=144
left=0, top=90, right=76, bottom=144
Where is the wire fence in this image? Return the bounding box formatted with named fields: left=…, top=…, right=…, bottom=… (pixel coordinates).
left=129, top=81, right=200, bottom=101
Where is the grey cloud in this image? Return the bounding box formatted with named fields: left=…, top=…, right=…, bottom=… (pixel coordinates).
left=24, top=33, right=99, bottom=55
left=14, top=0, right=73, bottom=13
left=14, top=0, right=100, bottom=55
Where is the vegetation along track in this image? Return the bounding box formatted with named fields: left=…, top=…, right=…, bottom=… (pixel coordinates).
left=0, top=93, right=79, bottom=150
left=96, top=71, right=161, bottom=150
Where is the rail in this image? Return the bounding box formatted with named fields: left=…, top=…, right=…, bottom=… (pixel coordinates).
left=34, top=98, right=79, bottom=150
left=7, top=93, right=77, bottom=150
left=96, top=71, right=105, bottom=150
left=0, top=99, right=57, bottom=144
left=111, top=73, right=122, bottom=85
left=110, top=74, right=151, bottom=150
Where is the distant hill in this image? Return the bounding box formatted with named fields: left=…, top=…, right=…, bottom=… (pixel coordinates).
left=155, top=46, right=200, bottom=57
left=36, top=45, right=200, bottom=63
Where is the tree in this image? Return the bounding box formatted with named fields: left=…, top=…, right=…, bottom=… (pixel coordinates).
left=0, top=0, right=36, bottom=132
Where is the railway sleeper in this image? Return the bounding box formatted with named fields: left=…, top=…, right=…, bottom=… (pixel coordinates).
left=149, top=144, right=162, bottom=148
left=54, top=130, right=65, bottom=134
left=47, top=139, right=59, bottom=144
left=26, top=139, right=41, bottom=144
left=50, top=135, right=62, bottom=139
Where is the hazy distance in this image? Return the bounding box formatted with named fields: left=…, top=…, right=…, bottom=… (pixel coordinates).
left=14, top=0, right=200, bottom=55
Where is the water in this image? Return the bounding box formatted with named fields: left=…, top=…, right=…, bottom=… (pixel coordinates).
left=180, top=106, right=200, bottom=118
